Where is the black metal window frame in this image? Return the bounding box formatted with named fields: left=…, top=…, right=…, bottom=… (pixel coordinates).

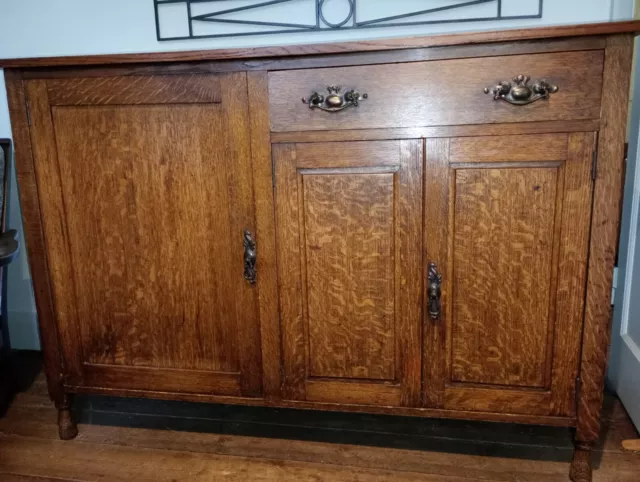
left=154, top=0, right=544, bottom=42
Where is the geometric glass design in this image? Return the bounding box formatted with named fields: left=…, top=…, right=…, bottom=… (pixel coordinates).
left=154, top=0, right=544, bottom=41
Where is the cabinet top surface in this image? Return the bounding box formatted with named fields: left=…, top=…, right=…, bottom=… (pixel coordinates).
left=2, top=20, right=640, bottom=69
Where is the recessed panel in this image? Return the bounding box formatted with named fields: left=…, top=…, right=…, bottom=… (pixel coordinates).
left=53, top=105, right=241, bottom=373
left=451, top=167, right=559, bottom=388
left=303, top=173, right=396, bottom=380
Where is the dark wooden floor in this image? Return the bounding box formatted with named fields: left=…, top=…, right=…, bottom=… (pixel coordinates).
left=0, top=352, right=639, bottom=481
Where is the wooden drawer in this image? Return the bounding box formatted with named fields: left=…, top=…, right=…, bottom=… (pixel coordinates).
left=268, top=50, right=604, bottom=132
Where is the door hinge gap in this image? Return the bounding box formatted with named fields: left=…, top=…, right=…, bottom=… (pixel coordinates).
left=25, top=98, right=31, bottom=126
left=591, top=151, right=598, bottom=181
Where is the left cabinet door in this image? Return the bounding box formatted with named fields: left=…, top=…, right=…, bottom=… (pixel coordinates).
left=25, top=74, right=263, bottom=397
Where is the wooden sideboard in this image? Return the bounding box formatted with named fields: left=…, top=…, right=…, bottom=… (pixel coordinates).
left=3, top=21, right=640, bottom=482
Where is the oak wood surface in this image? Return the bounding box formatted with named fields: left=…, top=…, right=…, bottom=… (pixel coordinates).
left=451, top=166, right=559, bottom=388
left=423, top=134, right=596, bottom=417
left=270, top=120, right=602, bottom=143
left=269, top=51, right=604, bottom=132
left=46, top=75, right=222, bottom=105
left=549, top=132, right=596, bottom=416
left=1, top=20, right=639, bottom=68
left=274, top=140, right=422, bottom=407
left=25, top=73, right=264, bottom=397
left=1, top=361, right=639, bottom=482
left=577, top=34, right=635, bottom=444
left=16, top=37, right=607, bottom=81
left=3, top=24, right=637, bottom=480
left=247, top=72, right=282, bottom=401
left=4, top=72, right=64, bottom=405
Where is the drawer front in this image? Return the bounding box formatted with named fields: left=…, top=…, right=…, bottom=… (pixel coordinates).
left=269, top=50, right=604, bottom=132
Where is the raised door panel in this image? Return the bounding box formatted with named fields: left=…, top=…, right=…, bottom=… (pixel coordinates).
left=424, top=133, right=595, bottom=417
left=274, top=141, right=423, bottom=407
left=25, top=74, right=263, bottom=397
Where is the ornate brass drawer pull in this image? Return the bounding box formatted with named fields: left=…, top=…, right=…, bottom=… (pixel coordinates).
left=302, top=85, right=368, bottom=112
left=428, top=263, right=442, bottom=321
left=484, top=75, right=558, bottom=106
left=243, top=230, right=257, bottom=285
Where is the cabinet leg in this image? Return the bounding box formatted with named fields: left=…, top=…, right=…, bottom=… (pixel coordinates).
left=56, top=395, right=78, bottom=440
left=570, top=442, right=593, bottom=482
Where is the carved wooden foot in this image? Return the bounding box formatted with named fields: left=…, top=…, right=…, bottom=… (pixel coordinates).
left=56, top=396, right=78, bottom=440
left=570, top=442, right=593, bottom=482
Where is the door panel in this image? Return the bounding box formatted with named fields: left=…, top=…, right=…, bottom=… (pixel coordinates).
left=275, top=140, right=423, bottom=407
left=424, top=133, right=595, bottom=416
left=26, top=74, right=263, bottom=397
left=451, top=167, right=559, bottom=388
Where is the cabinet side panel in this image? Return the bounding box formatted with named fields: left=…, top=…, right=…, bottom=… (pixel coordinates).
left=25, top=80, right=84, bottom=384
left=577, top=34, right=634, bottom=443
left=4, top=70, right=64, bottom=402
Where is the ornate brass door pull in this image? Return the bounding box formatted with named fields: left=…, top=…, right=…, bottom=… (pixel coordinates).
left=302, top=85, right=368, bottom=112
left=243, top=230, right=257, bottom=285
left=428, top=263, right=442, bottom=321
left=484, top=75, right=558, bottom=106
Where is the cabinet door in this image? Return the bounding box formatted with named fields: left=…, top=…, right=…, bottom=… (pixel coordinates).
left=274, top=140, right=423, bottom=407
left=424, top=133, right=595, bottom=417
left=26, top=74, right=263, bottom=397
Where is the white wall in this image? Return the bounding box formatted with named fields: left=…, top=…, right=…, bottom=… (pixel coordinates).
left=0, top=0, right=630, bottom=349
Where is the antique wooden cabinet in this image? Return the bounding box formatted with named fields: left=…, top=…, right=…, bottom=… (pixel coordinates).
left=3, top=21, right=640, bottom=482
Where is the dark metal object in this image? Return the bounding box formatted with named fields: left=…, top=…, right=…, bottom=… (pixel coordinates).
left=243, top=230, right=257, bottom=285
left=0, top=230, right=19, bottom=268
left=428, top=263, right=442, bottom=321
left=484, top=75, right=559, bottom=106
left=155, top=0, right=544, bottom=41
left=303, top=86, right=367, bottom=112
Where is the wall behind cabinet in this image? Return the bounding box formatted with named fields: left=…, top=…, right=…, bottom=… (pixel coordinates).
left=0, top=0, right=632, bottom=349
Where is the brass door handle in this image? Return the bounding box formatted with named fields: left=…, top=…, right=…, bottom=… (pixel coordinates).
left=484, top=75, right=558, bottom=106
left=243, top=230, right=257, bottom=284
left=302, top=85, right=368, bottom=112
left=428, top=263, right=442, bottom=321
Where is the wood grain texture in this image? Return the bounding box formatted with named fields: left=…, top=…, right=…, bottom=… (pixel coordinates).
left=274, top=140, right=422, bottom=406
left=451, top=167, right=559, bottom=388
left=83, top=364, right=241, bottom=395
left=4, top=72, right=65, bottom=404
left=444, top=386, right=552, bottom=416
left=6, top=365, right=640, bottom=482
left=306, top=380, right=401, bottom=406
left=269, top=51, right=604, bottom=131
left=46, top=75, right=221, bottom=105
left=549, top=133, right=596, bottom=417
left=303, top=173, right=396, bottom=381
left=270, top=120, right=601, bottom=143
left=2, top=20, right=639, bottom=68
left=577, top=35, right=635, bottom=444
left=17, top=37, right=606, bottom=81
left=25, top=80, right=84, bottom=385
left=273, top=143, right=307, bottom=401
left=449, top=134, right=568, bottom=163
left=26, top=73, right=263, bottom=397
left=247, top=71, right=281, bottom=401
left=423, top=138, right=450, bottom=408
left=64, top=381, right=576, bottom=426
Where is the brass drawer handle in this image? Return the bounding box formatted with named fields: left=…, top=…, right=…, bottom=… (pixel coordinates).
left=302, top=85, right=368, bottom=112
left=428, top=263, right=442, bottom=321
left=243, top=230, right=257, bottom=285
left=484, top=75, right=558, bottom=106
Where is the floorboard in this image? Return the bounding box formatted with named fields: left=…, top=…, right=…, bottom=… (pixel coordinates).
left=0, top=352, right=638, bottom=481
